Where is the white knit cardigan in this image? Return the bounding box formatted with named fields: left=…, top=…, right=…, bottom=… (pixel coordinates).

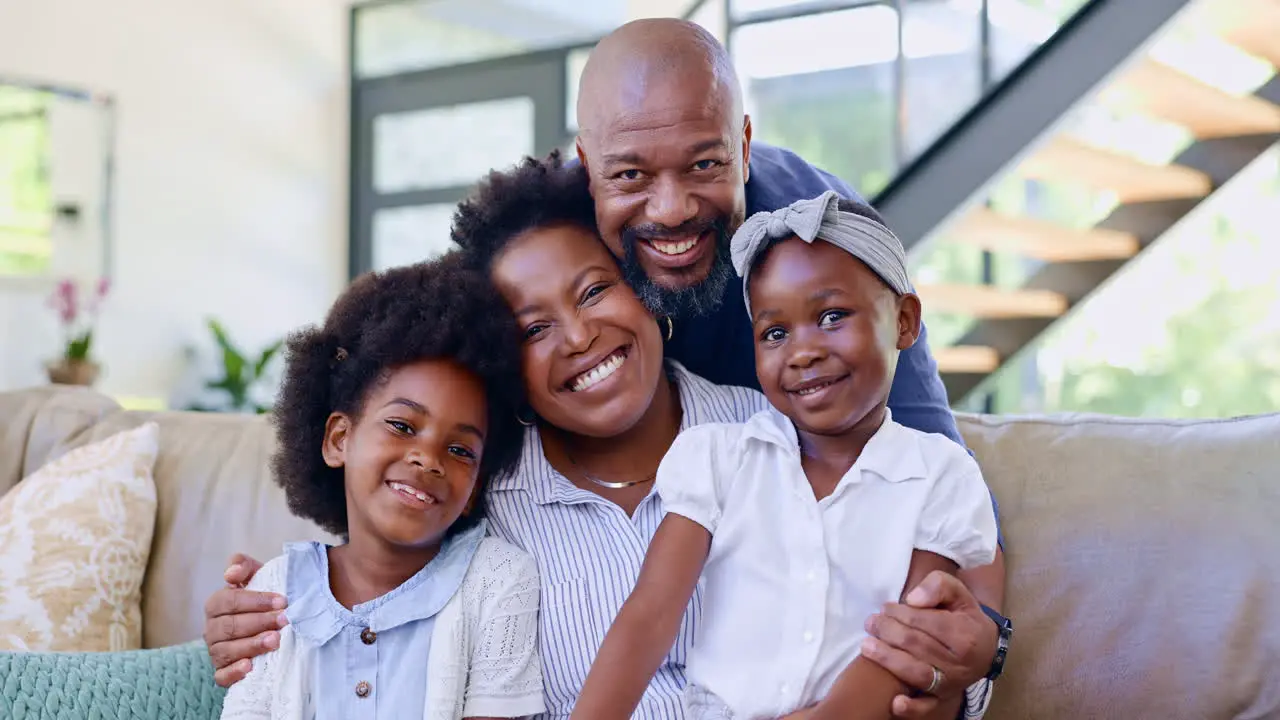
left=219, top=536, right=545, bottom=720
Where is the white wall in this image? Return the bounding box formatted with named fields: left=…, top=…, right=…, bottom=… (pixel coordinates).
left=45, top=96, right=110, bottom=284
left=0, top=0, right=349, bottom=403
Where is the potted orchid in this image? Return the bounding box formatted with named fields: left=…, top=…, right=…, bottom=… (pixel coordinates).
left=46, top=276, right=110, bottom=386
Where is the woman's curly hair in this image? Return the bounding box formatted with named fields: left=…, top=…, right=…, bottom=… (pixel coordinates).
left=452, top=149, right=598, bottom=271
left=270, top=251, right=524, bottom=537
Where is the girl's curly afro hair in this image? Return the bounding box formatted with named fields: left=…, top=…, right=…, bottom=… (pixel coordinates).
left=270, top=251, right=525, bottom=538
left=451, top=149, right=598, bottom=272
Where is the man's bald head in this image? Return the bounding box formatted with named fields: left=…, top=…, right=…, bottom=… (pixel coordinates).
left=576, top=18, right=743, bottom=140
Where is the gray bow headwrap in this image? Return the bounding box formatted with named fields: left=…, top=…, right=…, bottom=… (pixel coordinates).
left=730, top=190, right=914, bottom=316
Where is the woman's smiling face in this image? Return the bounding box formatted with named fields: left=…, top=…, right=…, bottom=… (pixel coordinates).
left=488, top=222, right=665, bottom=439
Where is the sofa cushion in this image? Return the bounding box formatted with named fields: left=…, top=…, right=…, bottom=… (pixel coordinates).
left=0, top=641, right=225, bottom=719
left=0, top=423, right=159, bottom=652
left=64, top=409, right=339, bottom=648
left=957, top=411, right=1280, bottom=720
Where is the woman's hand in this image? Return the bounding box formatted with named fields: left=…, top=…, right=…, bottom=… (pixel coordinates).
left=861, top=571, right=998, bottom=718
left=202, top=553, right=289, bottom=687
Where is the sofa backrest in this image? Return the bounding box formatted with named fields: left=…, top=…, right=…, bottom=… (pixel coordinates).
left=0, top=386, right=337, bottom=650
left=957, top=411, right=1280, bottom=719
left=0, top=385, right=121, bottom=498
left=1, top=386, right=1277, bottom=719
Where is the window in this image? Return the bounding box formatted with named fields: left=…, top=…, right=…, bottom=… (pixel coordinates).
left=734, top=5, right=899, bottom=198
left=0, top=84, right=52, bottom=276
left=730, top=0, right=863, bottom=21
left=355, top=0, right=707, bottom=79
left=901, top=0, right=982, bottom=159
left=988, top=0, right=1092, bottom=80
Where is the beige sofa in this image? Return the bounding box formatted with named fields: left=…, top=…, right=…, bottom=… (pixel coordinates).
left=2, top=384, right=1277, bottom=719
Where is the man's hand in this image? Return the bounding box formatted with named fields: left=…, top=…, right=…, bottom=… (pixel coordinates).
left=203, top=554, right=289, bottom=688
left=861, top=571, right=998, bottom=719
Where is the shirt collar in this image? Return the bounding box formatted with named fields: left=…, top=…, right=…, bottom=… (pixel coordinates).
left=489, top=361, right=714, bottom=506
left=742, top=406, right=928, bottom=484
left=284, top=520, right=487, bottom=645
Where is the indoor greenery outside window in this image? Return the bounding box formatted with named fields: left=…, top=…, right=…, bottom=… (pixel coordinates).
left=0, top=83, right=52, bottom=277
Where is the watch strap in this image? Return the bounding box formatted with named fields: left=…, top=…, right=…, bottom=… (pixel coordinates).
left=979, top=604, right=1012, bottom=682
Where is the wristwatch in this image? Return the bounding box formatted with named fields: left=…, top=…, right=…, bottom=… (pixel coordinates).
left=979, top=605, right=1012, bottom=681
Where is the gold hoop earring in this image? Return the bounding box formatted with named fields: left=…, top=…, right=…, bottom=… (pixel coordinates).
left=516, top=408, right=535, bottom=427
left=663, top=316, right=674, bottom=342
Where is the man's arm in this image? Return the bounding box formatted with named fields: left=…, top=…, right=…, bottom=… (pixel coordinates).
left=569, top=514, right=712, bottom=720
left=203, top=553, right=290, bottom=687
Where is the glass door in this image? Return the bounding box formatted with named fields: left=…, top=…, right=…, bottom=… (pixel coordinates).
left=349, top=50, right=569, bottom=276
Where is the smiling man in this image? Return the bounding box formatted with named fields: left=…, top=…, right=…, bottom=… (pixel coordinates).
left=573, top=18, right=1010, bottom=720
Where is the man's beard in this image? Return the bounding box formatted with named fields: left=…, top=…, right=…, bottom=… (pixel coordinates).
left=620, top=217, right=735, bottom=320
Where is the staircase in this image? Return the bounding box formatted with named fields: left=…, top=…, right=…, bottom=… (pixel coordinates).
left=873, top=0, right=1280, bottom=406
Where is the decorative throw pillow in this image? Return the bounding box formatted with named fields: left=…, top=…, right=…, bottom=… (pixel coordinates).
left=0, top=422, right=159, bottom=652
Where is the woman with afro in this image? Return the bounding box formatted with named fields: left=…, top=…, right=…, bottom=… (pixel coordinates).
left=219, top=252, right=545, bottom=720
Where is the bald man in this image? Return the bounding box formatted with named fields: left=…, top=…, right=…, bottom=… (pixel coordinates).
left=574, top=20, right=1008, bottom=719
left=202, top=19, right=1009, bottom=720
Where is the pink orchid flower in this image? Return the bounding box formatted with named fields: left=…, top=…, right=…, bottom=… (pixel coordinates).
left=48, top=279, right=79, bottom=326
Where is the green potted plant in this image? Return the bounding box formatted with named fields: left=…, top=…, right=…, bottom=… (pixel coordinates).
left=187, top=318, right=283, bottom=413
left=46, top=277, right=110, bottom=386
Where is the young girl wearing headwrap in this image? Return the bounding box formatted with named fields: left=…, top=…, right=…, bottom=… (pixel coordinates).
left=572, top=191, right=998, bottom=720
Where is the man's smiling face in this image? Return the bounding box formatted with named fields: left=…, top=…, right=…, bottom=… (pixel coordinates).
left=576, top=20, right=751, bottom=318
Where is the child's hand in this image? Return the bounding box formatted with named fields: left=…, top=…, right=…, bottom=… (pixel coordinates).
left=203, top=553, right=288, bottom=687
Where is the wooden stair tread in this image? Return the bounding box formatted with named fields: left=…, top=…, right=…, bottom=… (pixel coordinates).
left=1213, top=0, right=1280, bottom=67
left=1102, top=58, right=1280, bottom=138
left=948, top=208, right=1139, bottom=262
left=925, top=0, right=1278, bottom=403
left=934, top=345, right=1000, bottom=374
left=1018, top=137, right=1212, bottom=203
left=917, top=283, right=1068, bottom=319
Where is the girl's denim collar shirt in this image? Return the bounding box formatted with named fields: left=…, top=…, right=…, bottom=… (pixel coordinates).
left=283, top=520, right=487, bottom=644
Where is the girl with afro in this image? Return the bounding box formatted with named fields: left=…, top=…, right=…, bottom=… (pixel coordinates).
left=219, top=253, right=544, bottom=720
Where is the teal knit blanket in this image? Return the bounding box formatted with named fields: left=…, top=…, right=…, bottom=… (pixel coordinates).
left=0, top=641, right=226, bottom=719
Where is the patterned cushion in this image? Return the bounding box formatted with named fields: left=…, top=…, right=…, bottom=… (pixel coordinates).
left=0, top=423, right=159, bottom=652
left=0, top=641, right=225, bottom=719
